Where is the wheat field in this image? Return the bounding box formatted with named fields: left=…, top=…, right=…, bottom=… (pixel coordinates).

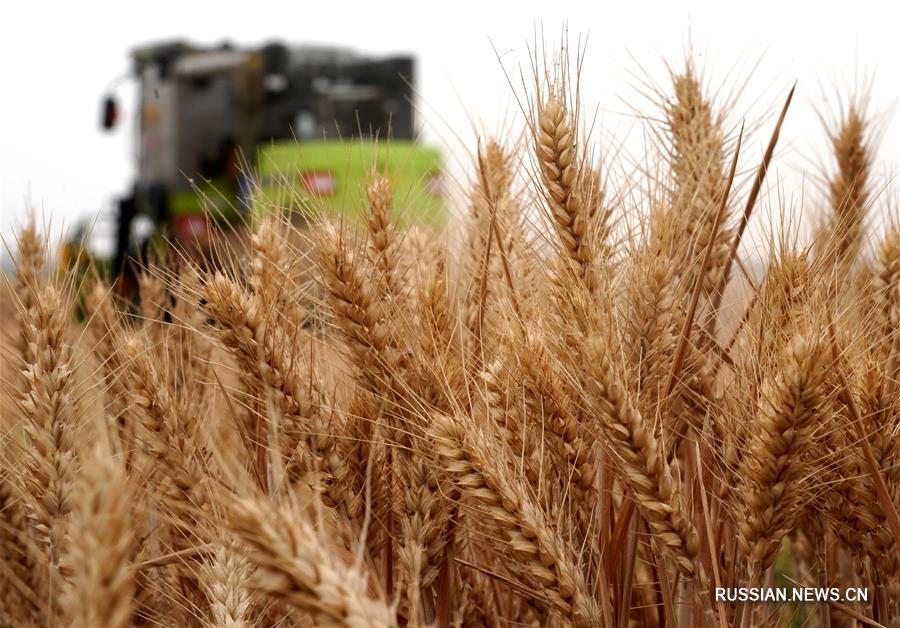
left=1, top=43, right=898, bottom=628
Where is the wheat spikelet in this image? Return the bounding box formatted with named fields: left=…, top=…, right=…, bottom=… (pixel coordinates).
left=117, top=332, right=204, bottom=518
left=414, top=249, right=463, bottom=409
left=535, top=93, right=598, bottom=292
left=656, top=66, right=730, bottom=295
left=461, top=139, right=517, bottom=356
left=365, top=172, right=404, bottom=302
left=227, top=496, right=396, bottom=627
left=817, top=105, right=872, bottom=272
left=871, top=227, right=899, bottom=354
left=201, top=272, right=338, bottom=489
left=0, top=472, right=42, bottom=625
left=317, top=224, right=401, bottom=394
left=397, top=455, right=448, bottom=624
left=431, top=413, right=597, bottom=626
left=167, top=267, right=213, bottom=418
left=138, top=266, right=169, bottom=354
left=455, top=563, right=500, bottom=628
left=734, top=250, right=813, bottom=400
left=12, top=221, right=44, bottom=295
left=480, top=359, right=544, bottom=488
left=624, top=251, right=681, bottom=405
left=4, top=226, right=52, bottom=627
left=736, top=332, right=827, bottom=570
left=515, top=329, right=598, bottom=532
left=11, top=222, right=45, bottom=362
left=17, top=281, right=80, bottom=616
left=201, top=540, right=254, bottom=628
left=63, top=443, right=136, bottom=628
left=581, top=332, right=701, bottom=578
left=248, top=217, right=290, bottom=305
left=83, top=281, right=137, bottom=460
left=842, top=354, right=900, bottom=608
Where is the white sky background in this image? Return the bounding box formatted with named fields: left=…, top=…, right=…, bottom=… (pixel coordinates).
left=1, top=0, right=899, bottom=262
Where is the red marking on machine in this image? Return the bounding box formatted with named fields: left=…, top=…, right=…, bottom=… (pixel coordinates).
left=172, top=214, right=210, bottom=246
left=299, top=171, right=335, bottom=196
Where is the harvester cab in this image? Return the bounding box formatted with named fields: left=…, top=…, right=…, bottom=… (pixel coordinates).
left=89, top=40, right=441, bottom=284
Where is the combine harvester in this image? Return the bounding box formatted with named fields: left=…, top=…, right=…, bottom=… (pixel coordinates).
left=65, top=40, right=443, bottom=286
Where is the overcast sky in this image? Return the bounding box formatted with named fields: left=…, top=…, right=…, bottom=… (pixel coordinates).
left=2, top=0, right=898, bottom=258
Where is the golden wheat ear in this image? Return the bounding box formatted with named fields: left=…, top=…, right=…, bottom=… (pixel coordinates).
left=430, top=413, right=598, bottom=627
left=10, top=221, right=46, bottom=379
left=0, top=469, right=42, bottom=625
left=16, top=278, right=83, bottom=626
left=870, top=227, right=899, bottom=354
left=534, top=92, right=602, bottom=294
left=197, top=533, right=254, bottom=628
left=815, top=103, right=874, bottom=274
left=581, top=332, right=701, bottom=578
left=63, top=443, right=136, bottom=628
left=655, top=64, right=732, bottom=298
left=364, top=172, right=405, bottom=302
left=226, top=496, right=396, bottom=626
left=736, top=332, right=827, bottom=572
